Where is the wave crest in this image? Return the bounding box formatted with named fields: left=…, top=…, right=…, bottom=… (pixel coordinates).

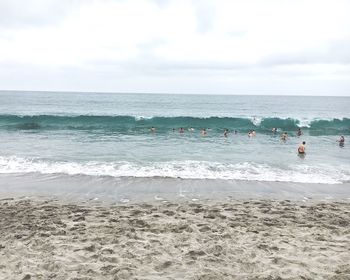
left=0, top=115, right=349, bottom=135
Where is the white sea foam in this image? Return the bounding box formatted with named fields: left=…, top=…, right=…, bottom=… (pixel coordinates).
left=0, top=156, right=349, bottom=184
left=134, top=116, right=154, bottom=121
left=297, top=118, right=312, bottom=128
left=296, top=117, right=345, bottom=128
left=251, top=117, right=262, bottom=126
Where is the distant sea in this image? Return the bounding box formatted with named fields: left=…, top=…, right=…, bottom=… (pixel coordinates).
left=0, top=91, right=349, bottom=201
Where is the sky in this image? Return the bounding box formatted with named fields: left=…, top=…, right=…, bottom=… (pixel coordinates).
left=0, top=0, right=350, bottom=95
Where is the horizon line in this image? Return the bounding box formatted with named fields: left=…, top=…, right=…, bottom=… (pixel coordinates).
left=0, top=89, right=349, bottom=97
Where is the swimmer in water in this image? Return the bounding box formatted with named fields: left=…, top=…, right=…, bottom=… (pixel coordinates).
left=224, top=129, right=228, bottom=137
left=252, top=130, right=256, bottom=136
left=297, top=128, right=303, bottom=137
left=272, top=128, right=276, bottom=134
left=150, top=127, right=156, bottom=133
left=298, top=141, right=306, bottom=155
left=281, top=132, right=288, bottom=141
left=337, top=135, right=345, bottom=147
left=201, top=129, right=207, bottom=136
left=179, top=127, right=185, bottom=133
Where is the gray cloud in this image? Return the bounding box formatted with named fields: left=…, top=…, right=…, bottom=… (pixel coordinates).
left=88, top=55, right=252, bottom=77
left=0, top=0, right=349, bottom=95
left=260, top=39, right=350, bottom=67
left=2, top=61, right=350, bottom=96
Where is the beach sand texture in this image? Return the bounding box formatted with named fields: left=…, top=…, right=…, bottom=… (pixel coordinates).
left=0, top=198, right=349, bottom=280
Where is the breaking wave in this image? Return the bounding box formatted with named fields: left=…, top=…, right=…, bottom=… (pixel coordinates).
left=0, top=156, right=349, bottom=184
left=0, top=115, right=349, bottom=135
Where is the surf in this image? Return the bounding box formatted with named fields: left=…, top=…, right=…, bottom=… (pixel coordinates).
left=0, top=114, right=349, bottom=136
left=0, top=156, right=349, bottom=184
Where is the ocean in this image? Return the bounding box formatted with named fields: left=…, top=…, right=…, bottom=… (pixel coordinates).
left=0, top=91, right=349, bottom=201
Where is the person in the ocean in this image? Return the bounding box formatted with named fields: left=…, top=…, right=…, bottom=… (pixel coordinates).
left=252, top=130, right=256, bottom=136
left=224, top=129, right=228, bottom=137
left=298, top=141, right=306, bottom=154
left=297, top=128, right=303, bottom=136
left=248, top=130, right=253, bottom=137
left=281, top=132, right=288, bottom=141
left=337, top=135, right=345, bottom=146
left=201, top=129, right=207, bottom=136
left=179, top=127, right=185, bottom=133
left=272, top=128, right=276, bottom=134
left=150, top=127, right=156, bottom=133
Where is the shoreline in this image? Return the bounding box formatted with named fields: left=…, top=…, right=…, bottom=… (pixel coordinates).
left=1, top=197, right=349, bottom=279
left=1, top=173, right=350, bottom=204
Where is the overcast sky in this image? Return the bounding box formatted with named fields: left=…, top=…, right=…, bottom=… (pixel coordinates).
left=0, top=0, right=350, bottom=95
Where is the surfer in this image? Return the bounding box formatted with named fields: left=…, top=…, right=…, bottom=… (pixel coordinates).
left=298, top=141, right=306, bottom=155
left=337, top=135, right=345, bottom=147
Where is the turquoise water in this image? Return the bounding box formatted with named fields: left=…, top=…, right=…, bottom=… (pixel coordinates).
left=0, top=91, right=349, bottom=187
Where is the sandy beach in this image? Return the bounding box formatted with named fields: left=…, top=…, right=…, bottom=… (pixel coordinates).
left=0, top=198, right=349, bottom=280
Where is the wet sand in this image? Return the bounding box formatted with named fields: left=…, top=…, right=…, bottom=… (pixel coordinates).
left=0, top=198, right=349, bottom=280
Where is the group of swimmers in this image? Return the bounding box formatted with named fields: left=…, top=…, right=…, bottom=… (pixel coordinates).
left=150, top=126, right=346, bottom=156
left=150, top=126, right=307, bottom=140
left=174, top=127, right=208, bottom=135
left=296, top=131, right=345, bottom=155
